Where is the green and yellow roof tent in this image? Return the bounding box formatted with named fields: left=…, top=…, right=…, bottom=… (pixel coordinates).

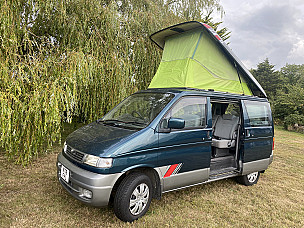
left=149, top=21, right=267, bottom=98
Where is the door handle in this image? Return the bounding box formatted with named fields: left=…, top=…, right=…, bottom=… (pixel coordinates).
left=206, top=131, right=212, bottom=139
left=246, top=129, right=251, bottom=137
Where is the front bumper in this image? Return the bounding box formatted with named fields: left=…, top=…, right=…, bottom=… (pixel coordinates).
left=57, top=152, right=122, bottom=207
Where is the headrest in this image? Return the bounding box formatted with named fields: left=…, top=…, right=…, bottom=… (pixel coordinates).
left=222, top=114, right=233, bottom=120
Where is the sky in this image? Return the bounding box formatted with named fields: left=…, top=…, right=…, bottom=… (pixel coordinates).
left=214, top=0, right=304, bottom=70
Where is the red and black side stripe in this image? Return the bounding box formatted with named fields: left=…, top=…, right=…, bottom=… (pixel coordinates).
left=163, top=163, right=183, bottom=178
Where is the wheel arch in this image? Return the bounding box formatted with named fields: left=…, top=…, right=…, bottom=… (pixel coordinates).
left=109, top=167, right=161, bottom=205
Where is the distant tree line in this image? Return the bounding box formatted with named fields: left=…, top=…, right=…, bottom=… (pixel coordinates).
left=250, top=59, right=304, bottom=131
left=0, top=0, right=228, bottom=164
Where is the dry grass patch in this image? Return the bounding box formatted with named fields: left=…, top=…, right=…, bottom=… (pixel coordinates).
left=0, top=127, right=303, bottom=227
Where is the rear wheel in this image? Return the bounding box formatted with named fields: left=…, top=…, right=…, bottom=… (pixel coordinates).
left=114, top=173, right=152, bottom=222
left=236, top=171, right=260, bottom=186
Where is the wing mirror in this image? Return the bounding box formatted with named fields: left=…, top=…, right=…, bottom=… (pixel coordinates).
left=168, top=118, right=185, bottom=129
left=159, top=118, right=185, bottom=133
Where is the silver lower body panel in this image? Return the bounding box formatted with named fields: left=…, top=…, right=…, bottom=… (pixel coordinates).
left=160, top=168, right=210, bottom=192
left=242, top=157, right=271, bottom=175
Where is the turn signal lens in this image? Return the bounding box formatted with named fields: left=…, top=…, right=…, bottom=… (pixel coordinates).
left=97, top=158, right=113, bottom=168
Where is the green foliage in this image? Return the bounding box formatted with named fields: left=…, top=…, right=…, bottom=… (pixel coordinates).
left=284, top=114, right=304, bottom=128
left=251, top=59, right=304, bottom=129
left=276, top=65, right=304, bottom=128
left=167, top=0, right=223, bottom=20
left=0, top=0, right=228, bottom=164
left=250, top=58, right=283, bottom=100
left=280, top=64, right=304, bottom=87
left=201, top=11, right=231, bottom=41
left=274, top=85, right=304, bottom=127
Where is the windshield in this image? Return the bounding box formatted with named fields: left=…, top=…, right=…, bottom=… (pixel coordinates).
left=102, top=92, right=175, bottom=129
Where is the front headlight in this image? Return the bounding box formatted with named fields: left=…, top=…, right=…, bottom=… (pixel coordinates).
left=83, top=154, right=113, bottom=168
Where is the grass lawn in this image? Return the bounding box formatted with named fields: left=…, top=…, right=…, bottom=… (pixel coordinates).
left=1, top=127, right=303, bottom=227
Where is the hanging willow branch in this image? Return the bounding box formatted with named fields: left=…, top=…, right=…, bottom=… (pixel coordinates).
left=0, top=0, right=228, bottom=165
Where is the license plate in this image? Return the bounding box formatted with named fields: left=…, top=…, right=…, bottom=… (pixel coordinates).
left=61, top=165, right=70, bottom=183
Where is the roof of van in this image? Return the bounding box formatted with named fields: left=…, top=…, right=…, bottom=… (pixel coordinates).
left=149, top=21, right=267, bottom=98
left=140, top=88, right=268, bottom=102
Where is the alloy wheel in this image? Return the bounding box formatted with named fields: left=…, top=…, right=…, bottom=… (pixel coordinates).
left=129, top=183, right=150, bottom=215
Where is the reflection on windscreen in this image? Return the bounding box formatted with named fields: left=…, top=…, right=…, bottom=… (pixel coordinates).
left=102, top=93, right=175, bottom=129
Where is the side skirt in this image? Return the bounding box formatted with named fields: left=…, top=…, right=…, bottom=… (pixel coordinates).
left=162, top=169, right=239, bottom=194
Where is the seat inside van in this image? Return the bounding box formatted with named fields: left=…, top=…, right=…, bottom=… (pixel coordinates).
left=212, top=114, right=239, bottom=148
left=211, top=102, right=240, bottom=158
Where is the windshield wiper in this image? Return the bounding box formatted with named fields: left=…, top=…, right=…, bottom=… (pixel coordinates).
left=97, top=119, right=122, bottom=125
left=124, top=121, right=145, bottom=126
left=98, top=119, right=145, bottom=126
left=99, top=119, right=122, bottom=123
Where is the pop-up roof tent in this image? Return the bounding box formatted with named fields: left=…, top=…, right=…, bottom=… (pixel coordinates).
left=149, top=21, right=267, bottom=98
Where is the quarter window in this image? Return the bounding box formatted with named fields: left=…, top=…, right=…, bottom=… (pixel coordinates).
left=244, top=101, right=272, bottom=127
left=161, top=96, right=207, bottom=129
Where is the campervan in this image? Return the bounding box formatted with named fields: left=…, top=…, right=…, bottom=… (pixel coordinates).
left=57, top=21, right=274, bottom=222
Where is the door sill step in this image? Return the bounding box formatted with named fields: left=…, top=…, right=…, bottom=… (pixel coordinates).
left=209, top=168, right=239, bottom=181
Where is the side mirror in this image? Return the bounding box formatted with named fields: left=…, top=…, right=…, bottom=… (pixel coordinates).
left=168, top=118, right=185, bottom=129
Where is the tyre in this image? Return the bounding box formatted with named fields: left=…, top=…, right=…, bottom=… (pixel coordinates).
left=113, top=172, right=152, bottom=222
left=236, top=171, right=260, bottom=186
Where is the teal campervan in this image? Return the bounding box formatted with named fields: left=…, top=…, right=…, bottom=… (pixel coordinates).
left=57, top=21, right=274, bottom=222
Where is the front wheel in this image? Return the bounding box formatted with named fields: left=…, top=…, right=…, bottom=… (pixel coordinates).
left=114, top=173, right=152, bottom=222
left=236, top=171, right=260, bottom=186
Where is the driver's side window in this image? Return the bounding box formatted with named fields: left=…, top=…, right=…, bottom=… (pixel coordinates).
left=161, top=96, right=207, bottom=129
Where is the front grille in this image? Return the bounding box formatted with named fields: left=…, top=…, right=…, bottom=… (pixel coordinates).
left=66, top=145, right=85, bottom=162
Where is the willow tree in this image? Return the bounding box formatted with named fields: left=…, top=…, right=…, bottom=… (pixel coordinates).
left=0, top=0, right=228, bottom=164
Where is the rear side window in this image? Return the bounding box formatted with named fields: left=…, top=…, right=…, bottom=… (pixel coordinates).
left=244, top=100, right=272, bottom=127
